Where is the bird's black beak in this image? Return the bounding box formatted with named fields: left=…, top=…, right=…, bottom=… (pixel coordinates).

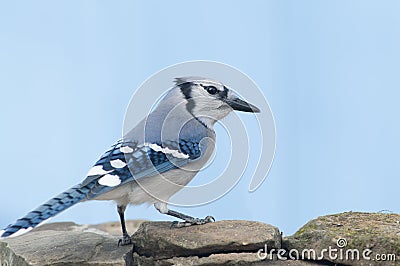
left=225, top=94, right=260, bottom=113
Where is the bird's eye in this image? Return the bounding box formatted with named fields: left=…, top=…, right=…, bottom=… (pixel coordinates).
left=206, top=86, right=218, bottom=95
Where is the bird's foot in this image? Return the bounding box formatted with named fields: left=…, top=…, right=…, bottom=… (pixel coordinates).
left=118, top=233, right=133, bottom=246
left=171, top=215, right=215, bottom=228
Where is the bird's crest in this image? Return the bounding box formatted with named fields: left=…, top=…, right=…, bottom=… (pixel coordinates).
left=174, top=76, right=221, bottom=86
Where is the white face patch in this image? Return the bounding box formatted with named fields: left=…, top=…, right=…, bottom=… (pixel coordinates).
left=187, top=84, right=232, bottom=124
left=87, top=165, right=112, bottom=177
left=145, top=143, right=189, bottom=159
left=120, top=146, right=134, bottom=153
left=98, top=174, right=121, bottom=187
left=110, top=159, right=127, bottom=168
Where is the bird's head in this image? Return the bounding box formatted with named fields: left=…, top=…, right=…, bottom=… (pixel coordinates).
left=173, top=76, right=260, bottom=126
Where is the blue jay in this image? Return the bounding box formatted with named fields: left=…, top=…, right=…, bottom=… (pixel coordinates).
left=0, top=77, right=260, bottom=245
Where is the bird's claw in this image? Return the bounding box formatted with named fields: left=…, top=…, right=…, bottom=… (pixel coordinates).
left=118, top=234, right=133, bottom=246
left=170, top=215, right=215, bottom=228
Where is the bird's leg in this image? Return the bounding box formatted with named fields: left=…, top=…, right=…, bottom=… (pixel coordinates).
left=117, top=205, right=132, bottom=246
left=167, top=209, right=215, bottom=228
left=154, top=202, right=215, bottom=228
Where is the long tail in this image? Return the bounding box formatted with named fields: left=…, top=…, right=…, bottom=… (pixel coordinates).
left=1, top=184, right=91, bottom=238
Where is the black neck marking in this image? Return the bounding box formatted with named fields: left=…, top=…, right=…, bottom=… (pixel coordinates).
left=179, top=82, right=192, bottom=100
left=178, top=82, right=196, bottom=114
left=194, top=116, right=210, bottom=130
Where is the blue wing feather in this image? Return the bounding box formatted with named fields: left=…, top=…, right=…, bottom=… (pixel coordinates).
left=82, top=139, right=201, bottom=200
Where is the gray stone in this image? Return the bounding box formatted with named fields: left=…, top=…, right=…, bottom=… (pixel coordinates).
left=283, top=212, right=400, bottom=266
left=132, top=252, right=319, bottom=266
left=131, top=220, right=281, bottom=260
left=0, top=229, right=132, bottom=266
left=3, top=214, right=396, bottom=266
left=0, top=220, right=283, bottom=266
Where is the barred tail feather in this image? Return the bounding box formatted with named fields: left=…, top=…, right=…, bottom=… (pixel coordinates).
left=1, top=184, right=90, bottom=238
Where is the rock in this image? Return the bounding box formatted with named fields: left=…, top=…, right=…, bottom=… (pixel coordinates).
left=0, top=221, right=141, bottom=266
left=130, top=220, right=281, bottom=265
left=0, top=230, right=130, bottom=265
left=132, top=252, right=318, bottom=266
left=131, top=220, right=281, bottom=259
left=283, top=212, right=400, bottom=266
left=2, top=214, right=398, bottom=265
left=0, top=220, right=283, bottom=266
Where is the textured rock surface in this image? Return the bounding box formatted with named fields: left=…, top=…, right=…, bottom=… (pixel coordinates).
left=132, top=220, right=281, bottom=259
left=1, top=213, right=399, bottom=265
left=284, top=212, right=400, bottom=266
left=130, top=220, right=281, bottom=265
left=0, top=221, right=143, bottom=266
left=0, top=220, right=284, bottom=266
left=132, top=253, right=319, bottom=266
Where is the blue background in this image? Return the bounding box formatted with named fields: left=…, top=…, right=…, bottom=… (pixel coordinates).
left=1, top=1, right=399, bottom=236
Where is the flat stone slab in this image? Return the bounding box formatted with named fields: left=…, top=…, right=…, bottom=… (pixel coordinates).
left=0, top=230, right=131, bottom=266
left=0, top=221, right=143, bottom=266
left=131, top=220, right=281, bottom=260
